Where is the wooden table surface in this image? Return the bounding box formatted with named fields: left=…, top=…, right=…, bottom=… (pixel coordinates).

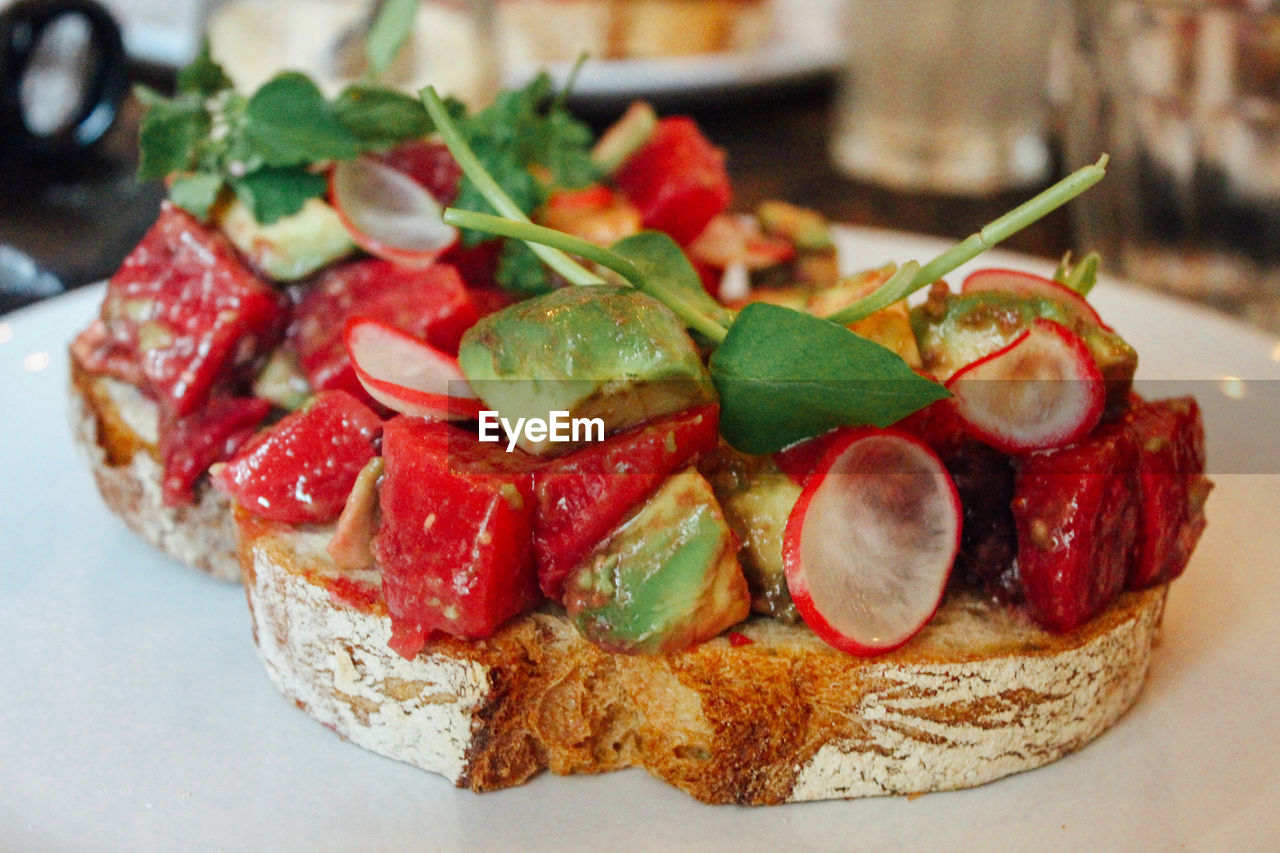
left=0, top=75, right=1073, bottom=307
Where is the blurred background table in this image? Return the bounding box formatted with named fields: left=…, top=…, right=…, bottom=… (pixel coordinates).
left=0, top=69, right=1072, bottom=311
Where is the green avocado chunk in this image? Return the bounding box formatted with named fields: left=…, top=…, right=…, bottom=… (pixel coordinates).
left=217, top=197, right=356, bottom=282
left=563, top=467, right=750, bottom=654
left=911, top=288, right=1137, bottom=414
left=458, top=285, right=717, bottom=454
left=706, top=448, right=802, bottom=622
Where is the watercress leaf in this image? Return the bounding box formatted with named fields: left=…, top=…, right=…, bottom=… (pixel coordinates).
left=177, top=39, right=234, bottom=96
left=365, top=0, right=417, bottom=78
left=610, top=232, right=735, bottom=328
left=230, top=166, right=328, bottom=225
left=137, top=93, right=208, bottom=179
left=168, top=173, right=225, bottom=220
left=709, top=302, right=950, bottom=454
left=333, top=84, right=433, bottom=148
left=244, top=73, right=360, bottom=166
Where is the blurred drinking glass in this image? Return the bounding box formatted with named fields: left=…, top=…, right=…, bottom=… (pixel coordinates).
left=829, top=0, right=1062, bottom=195
left=1065, top=0, right=1280, bottom=333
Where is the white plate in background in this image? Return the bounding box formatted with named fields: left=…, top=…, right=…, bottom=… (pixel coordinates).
left=1, top=229, right=1278, bottom=850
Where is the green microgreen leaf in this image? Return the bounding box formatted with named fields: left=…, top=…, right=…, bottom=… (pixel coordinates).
left=168, top=172, right=225, bottom=219
left=230, top=166, right=328, bottom=224
left=366, top=0, right=418, bottom=79
left=136, top=89, right=208, bottom=180
left=709, top=302, right=950, bottom=454
left=177, top=39, right=234, bottom=96
left=442, top=209, right=735, bottom=341
left=609, top=232, right=736, bottom=332
left=494, top=240, right=557, bottom=295
left=244, top=73, right=361, bottom=167
left=1053, top=250, right=1102, bottom=296
left=423, top=85, right=602, bottom=287
left=423, top=78, right=601, bottom=292
left=825, top=156, right=1109, bottom=326
left=333, top=84, right=433, bottom=148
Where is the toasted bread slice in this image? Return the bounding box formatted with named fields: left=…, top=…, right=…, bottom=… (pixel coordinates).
left=238, top=510, right=1168, bottom=805
left=69, top=359, right=241, bottom=582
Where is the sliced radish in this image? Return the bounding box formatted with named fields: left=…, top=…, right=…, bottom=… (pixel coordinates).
left=344, top=318, right=482, bottom=420
left=946, top=318, right=1105, bottom=453
left=330, top=156, right=458, bottom=267
left=783, top=429, right=961, bottom=656
left=962, top=267, right=1105, bottom=328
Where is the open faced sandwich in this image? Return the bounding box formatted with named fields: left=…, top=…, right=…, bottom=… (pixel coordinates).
left=69, top=44, right=1210, bottom=804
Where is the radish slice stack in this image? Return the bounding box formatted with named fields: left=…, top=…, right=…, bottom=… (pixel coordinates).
left=946, top=318, right=1105, bottom=453
left=344, top=318, right=482, bottom=421
left=962, top=268, right=1105, bottom=328
left=783, top=429, right=961, bottom=655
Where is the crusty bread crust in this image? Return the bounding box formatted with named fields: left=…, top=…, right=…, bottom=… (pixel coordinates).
left=69, top=360, right=242, bottom=582
left=239, top=512, right=1168, bottom=805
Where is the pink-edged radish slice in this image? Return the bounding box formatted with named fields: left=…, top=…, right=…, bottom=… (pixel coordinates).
left=946, top=318, right=1105, bottom=454
left=330, top=155, right=458, bottom=267
left=344, top=318, right=482, bottom=421
left=782, top=428, right=961, bottom=656
left=962, top=267, right=1105, bottom=328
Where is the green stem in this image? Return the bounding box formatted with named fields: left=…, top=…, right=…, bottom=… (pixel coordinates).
left=421, top=86, right=604, bottom=287
left=826, top=261, right=919, bottom=326
left=444, top=209, right=729, bottom=343
left=827, top=156, right=1108, bottom=326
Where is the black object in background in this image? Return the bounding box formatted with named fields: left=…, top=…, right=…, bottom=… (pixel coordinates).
left=0, top=0, right=127, bottom=159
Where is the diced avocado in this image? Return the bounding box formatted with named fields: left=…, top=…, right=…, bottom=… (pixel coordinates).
left=1081, top=324, right=1138, bottom=417
left=563, top=468, right=750, bottom=654
left=756, top=200, right=833, bottom=252
left=911, top=287, right=1076, bottom=382
left=252, top=347, right=312, bottom=411
left=911, top=286, right=1138, bottom=400
left=806, top=266, right=922, bottom=369
left=591, top=101, right=658, bottom=175
left=458, top=285, right=717, bottom=454
left=706, top=448, right=801, bottom=621
left=217, top=197, right=355, bottom=282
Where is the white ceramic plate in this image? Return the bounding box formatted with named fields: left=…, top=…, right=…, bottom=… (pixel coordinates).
left=509, top=0, right=846, bottom=100
left=3, top=228, right=1279, bottom=851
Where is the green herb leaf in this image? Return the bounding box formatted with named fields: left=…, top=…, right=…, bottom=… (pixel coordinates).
left=244, top=72, right=361, bottom=167
left=168, top=172, right=225, bottom=219
left=1053, top=250, right=1101, bottom=296
left=709, top=302, right=950, bottom=454
left=230, top=166, right=328, bottom=224
left=366, top=0, right=417, bottom=79
left=177, top=39, right=234, bottom=96
left=494, top=240, right=556, bottom=295
left=439, top=74, right=602, bottom=291
left=136, top=90, right=208, bottom=180
left=333, top=84, right=433, bottom=148
left=609, top=232, right=736, bottom=331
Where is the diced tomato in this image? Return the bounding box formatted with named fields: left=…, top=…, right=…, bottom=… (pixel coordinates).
left=533, top=405, right=720, bottom=601
left=773, top=428, right=846, bottom=485
left=99, top=203, right=289, bottom=416
left=374, top=139, right=462, bottom=205
left=440, top=239, right=502, bottom=291
left=1012, top=423, right=1139, bottom=632
left=1125, top=396, right=1211, bottom=588
left=159, top=396, right=271, bottom=506
left=290, top=259, right=481, bottom=402
left=545, top=184, right=616, bottom=211
left=374, top=418, right=541, bottom=656
left=612, top=117, right=731, bottom=245
left=215, top=391, right=382, bottom=524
